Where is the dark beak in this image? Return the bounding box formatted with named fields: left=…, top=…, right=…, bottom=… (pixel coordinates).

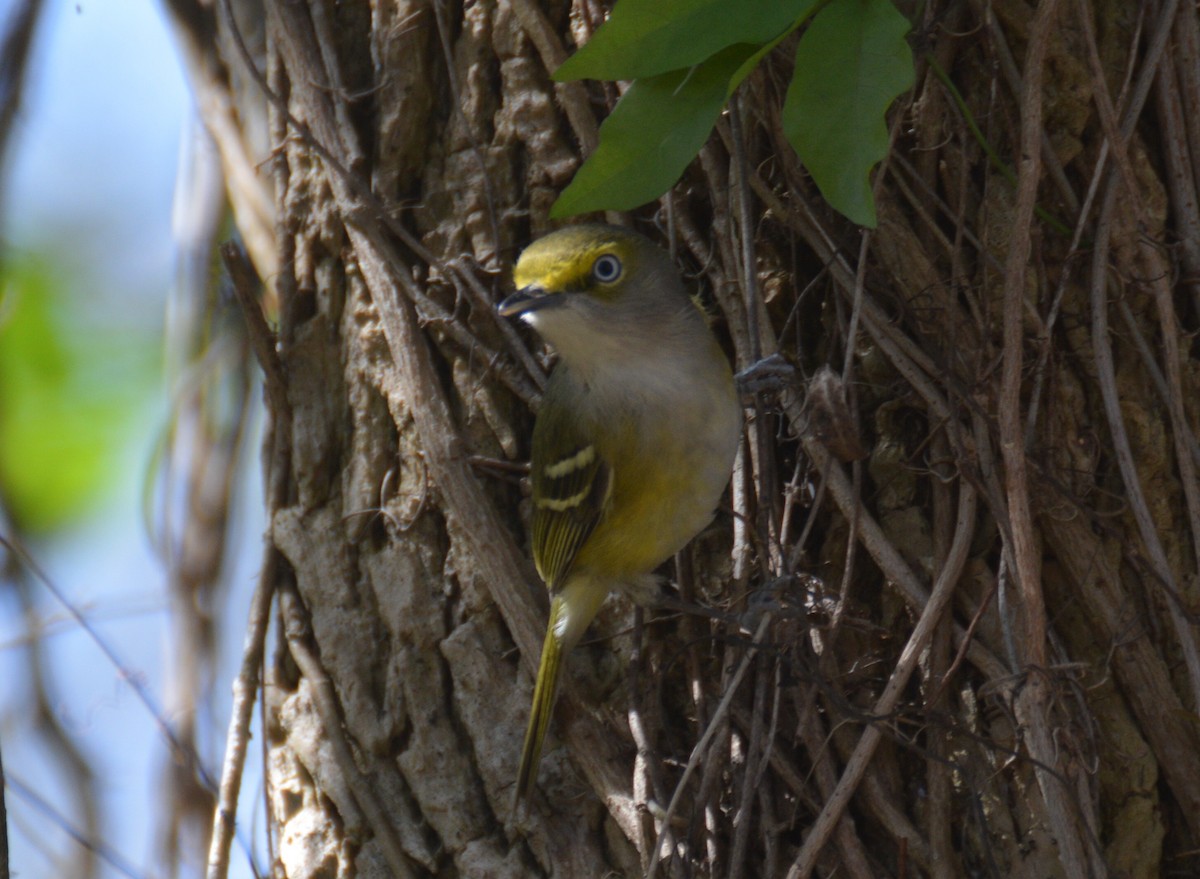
left=498, top=286, right=556, bottom=317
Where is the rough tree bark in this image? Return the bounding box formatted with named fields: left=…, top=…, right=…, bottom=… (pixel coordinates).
left=166, top=1, right=1200, bottom=877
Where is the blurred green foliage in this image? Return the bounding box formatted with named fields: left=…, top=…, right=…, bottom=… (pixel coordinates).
left=0, top=255, right=157, bottom=533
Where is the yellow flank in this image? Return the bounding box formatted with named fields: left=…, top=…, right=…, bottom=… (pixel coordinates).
left=501, top=225, right=741, bottom=806
left=576, top=432, right=698, bottom=575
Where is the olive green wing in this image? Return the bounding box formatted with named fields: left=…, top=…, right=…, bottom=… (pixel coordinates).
left=529, top=423, right=612, bottom=592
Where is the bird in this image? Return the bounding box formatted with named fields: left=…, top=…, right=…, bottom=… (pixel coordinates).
left=498, top=224, right=742, bottom=803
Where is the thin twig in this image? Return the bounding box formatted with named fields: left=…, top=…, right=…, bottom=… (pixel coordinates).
left=997, top=0, right=1056, bottom=666
left=204, top=554, right=276, bottom=879
left=5, top=774, right=145, bottom=879
left=645, top=613, right=772, bottom=879
left=728, top=653, right=768, bottom=879
left=627, top=609, right=663, bottom=867
left=1090, top=184, right=1200, bottom=710
left=221, top=242, right=289, bottom=416
left=729, top=101, right=780, bottom=578
left=999, top=19, right=1106, bottom=855
left=447, top=258, right=547, bottom=394
left=795, top=689, right=876, bottom=879
left=966, top=0, right=1079, bottom=215
left=0, top=536, right=221, bottom=793
left=927, top=439, right=956, bottom=879
left=1139, top=243, right=1200, bottom=565
left=786, top=482, right=976, bottom=877
left=0, top=0, right=45, bottom=184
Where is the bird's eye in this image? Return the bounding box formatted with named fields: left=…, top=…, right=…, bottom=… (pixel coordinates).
left=591, top=254, right=623, bottom=283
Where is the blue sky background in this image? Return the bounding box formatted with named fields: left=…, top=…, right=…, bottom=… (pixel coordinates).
left=2, top=2, right=265, bottom=876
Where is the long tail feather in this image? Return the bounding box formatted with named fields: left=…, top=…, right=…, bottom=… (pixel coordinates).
left=516, top=613, right=563, bottom=804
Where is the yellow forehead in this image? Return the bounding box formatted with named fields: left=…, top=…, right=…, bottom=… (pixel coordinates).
left=513, top=225, right=637, bottom=291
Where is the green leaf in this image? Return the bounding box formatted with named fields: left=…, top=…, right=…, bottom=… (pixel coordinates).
left=728, top=22, right=802, bottom=96
left=781, top=0, right=913, bottom=227
left=0, top=258, right=156, bottom=532
left=551, top=45, right=756, bottom=219
left=554, top=0, right=818, bottom=82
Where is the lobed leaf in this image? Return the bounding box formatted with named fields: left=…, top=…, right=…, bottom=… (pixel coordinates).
left=551, top=45, right=757, bottom=218
left=781, top=0, right=913, bottom=227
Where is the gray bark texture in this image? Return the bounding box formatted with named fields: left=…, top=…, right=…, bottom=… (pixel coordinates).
left=166, top=0, right=1200, bottom=877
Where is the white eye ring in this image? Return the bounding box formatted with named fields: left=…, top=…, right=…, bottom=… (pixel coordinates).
left=592, top=254, right=622, bottom=283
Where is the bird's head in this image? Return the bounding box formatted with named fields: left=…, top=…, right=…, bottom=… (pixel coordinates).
left=498, top=225, right=691, bottom=365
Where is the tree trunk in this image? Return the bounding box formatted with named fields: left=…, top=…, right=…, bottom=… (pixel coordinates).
left=169, top=1, right=1200, bottom=877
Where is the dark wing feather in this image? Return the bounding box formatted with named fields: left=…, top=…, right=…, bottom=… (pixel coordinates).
left=530, top=439, right=611, bottom=591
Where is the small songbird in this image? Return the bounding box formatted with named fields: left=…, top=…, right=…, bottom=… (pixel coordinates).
left=498, top=224, right=741, bottom=803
